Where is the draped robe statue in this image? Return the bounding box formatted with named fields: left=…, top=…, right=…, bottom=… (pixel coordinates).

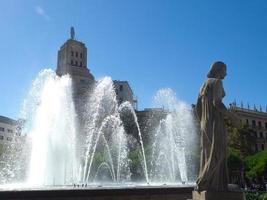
left=195, top=61, right=238, bottom=192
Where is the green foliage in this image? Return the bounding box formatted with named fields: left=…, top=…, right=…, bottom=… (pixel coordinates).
left=245, top=192, right=267, bottom=200
left=227, top=119, right=254, bottom=158
left=93, top=152, right=105, bottom=165
left=228, top=148, right=243, bottom=171
left=129, top=147, right=141, bottom=167
left=244, top=150, right=267, bottom=180
left=260, top=193, right=267, bottom=200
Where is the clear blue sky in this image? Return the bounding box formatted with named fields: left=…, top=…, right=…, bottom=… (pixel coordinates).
left=1, top=0, right=267, bottom=119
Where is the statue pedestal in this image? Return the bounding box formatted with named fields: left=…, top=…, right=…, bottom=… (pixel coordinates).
left=192, top=190, right=245, bottom=200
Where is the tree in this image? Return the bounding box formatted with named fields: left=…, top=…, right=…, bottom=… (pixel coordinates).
left=226, top=120, right=255, bottom=186
left=244, top=150, right=267, bottom=181
left=227, top=120, right=254, bottom=158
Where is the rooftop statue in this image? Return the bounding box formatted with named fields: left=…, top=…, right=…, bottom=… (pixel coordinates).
left=70, top=27, right=75, bottom=39
left=195, top=61, right=240, bottom=192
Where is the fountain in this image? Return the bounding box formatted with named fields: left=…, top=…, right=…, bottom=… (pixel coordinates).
left=0, top=69, right=198, bottom=199
left=0, top=70, right=196, bottom=187
left=81, top=77, right=131, bottom=183
left=149, top=88, right=197, bottom=184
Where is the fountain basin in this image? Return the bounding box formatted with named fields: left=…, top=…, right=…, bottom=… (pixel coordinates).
left=0, top=186, right=193, bottom=200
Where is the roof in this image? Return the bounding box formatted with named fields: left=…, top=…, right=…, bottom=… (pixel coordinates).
left=0, top=115, right=18, bottom=125
left=113, top=80, right=134, bottom=95
left=230, top=107, right=267, bottom=120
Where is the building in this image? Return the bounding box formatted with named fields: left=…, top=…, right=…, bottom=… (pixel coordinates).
left=56, top=27, right=95, bottom=97
left=136, top=108, right=168, bottom=143
left=0, top=115, right=22, bottom=145
left=113, top=80, right=137, bottom=109
left=56, top=28, right=139, bottom=110
left=229, top=103, right=267, bottom=153
left=56, top=27, right=97, bottom=131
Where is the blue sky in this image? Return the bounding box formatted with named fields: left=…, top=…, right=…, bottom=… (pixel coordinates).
left=1, top=0, right=267, bottom=119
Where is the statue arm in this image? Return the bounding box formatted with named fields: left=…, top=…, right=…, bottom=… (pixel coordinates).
left=213, top=80, right=240, bottom=127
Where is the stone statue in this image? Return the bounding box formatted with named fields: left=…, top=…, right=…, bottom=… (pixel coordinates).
left=71, top=27, right=75, bottom=39
left=195, top=61, right=240, bottom=192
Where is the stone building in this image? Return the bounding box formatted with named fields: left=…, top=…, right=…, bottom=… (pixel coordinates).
left=229, top=103, right=267, bottom=153
left=136, top=108, right=168, bottom=143
left=56, top=27, right=96, bottom=130
left=113, top=80, right=137, bottom=109
left=54, top=28, right=174, bottom=145
left=0, top=115, right=22, bottom=145
left=56, top=27, right=95, bottom=97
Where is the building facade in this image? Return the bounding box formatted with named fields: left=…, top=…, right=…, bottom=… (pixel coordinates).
left=230, top=103, right=267, bottom=153
left=56, top=27, right=95, bottom=97
left=0, top=116, right=22, bottom=145
left=113, top=80, right=137, bottom=109
left=56, top=27, right=97, bottom=132
left=56, top=28, right=140, bottom=111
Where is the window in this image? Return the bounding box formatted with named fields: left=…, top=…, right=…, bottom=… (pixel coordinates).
left=254, top=132, right=257, bottom=138
left=255, top=144, right=258, bottom=152
left=75, top=61, right=78, bottom=66
left=80, top=62, right=82, bottom=67
left=71, top=60, right=73, bottom=65
left=260, top=132, right=263, bottom=138
left=71, top=51, right=74, bottom=56
left=0, top=127, right=4, bottom=132
left=80, top=53, right=83, bottom=58
left=265, top=122, right=267, bottom=130
left=262, top=144, right=265, bottom=150
left=76, top=52, right=78, bottom=57
left=246, top=119, right=249, bottom=125
left=119, top=85, right=123, bottom=91
left=252, top=120, right=256, bottom=128
left=259, top=121, right=262, bottom=129
left=6, top=137, right=12, bottom=141
left=0, top=135, right=3, bottom=140
left=7, top=129, right=13, bottom=133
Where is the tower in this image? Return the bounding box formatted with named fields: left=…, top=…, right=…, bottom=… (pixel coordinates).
left=56, top=28, right=96, bottom=164
left=56, top=27, right=96, bottom=135
left=56, top=27, right=95, bottom=96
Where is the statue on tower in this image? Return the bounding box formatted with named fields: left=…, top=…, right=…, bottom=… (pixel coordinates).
left=70, top=27, right=75, bottom=39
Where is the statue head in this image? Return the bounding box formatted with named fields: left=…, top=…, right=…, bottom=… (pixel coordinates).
left=207, top=61, right=227, bottom=79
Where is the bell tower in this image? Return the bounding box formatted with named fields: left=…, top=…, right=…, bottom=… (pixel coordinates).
left=56, top=27, right=95, bottom=93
